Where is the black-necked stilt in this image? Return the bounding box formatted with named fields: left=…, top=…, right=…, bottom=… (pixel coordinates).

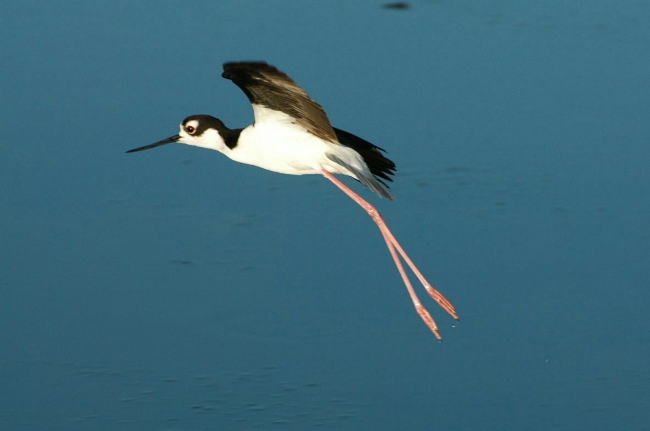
left=127, top=62, right=458, bottom=340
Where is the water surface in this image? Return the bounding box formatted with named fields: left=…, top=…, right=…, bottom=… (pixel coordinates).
left=1, top=1, right=649, bottom=429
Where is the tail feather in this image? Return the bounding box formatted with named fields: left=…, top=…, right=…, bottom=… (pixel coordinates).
left=333, top=128, right=396, bottom=184
left=326, top=153, right=394, bottom=200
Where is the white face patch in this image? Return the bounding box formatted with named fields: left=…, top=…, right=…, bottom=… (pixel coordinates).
left=177, top=125, right=227, bottom=153
left=181, top=119, right=200, bottom=136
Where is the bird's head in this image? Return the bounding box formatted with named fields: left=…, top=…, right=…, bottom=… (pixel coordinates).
left=127, top=115, right=229, bottom=154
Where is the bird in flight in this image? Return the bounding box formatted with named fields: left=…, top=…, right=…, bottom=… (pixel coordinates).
left=127, top=62, right=458, bottom=340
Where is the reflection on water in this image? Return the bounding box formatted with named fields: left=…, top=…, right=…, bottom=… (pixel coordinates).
left=382, top=2, right=411, bottom=10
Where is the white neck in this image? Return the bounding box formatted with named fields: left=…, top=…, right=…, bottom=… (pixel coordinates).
left=181, top=129, right=229, bottom=153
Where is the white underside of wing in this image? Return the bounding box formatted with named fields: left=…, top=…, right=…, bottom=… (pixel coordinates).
left=224, top=105, right=366, bottom=178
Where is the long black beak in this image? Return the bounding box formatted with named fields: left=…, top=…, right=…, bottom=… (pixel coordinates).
left=126, top=134, right=180, bottom=153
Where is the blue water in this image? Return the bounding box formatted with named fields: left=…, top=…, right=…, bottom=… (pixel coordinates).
left=2, top=1, right=649, bottom=429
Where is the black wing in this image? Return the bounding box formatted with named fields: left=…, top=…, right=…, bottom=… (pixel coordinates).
left=222, top=62, right=337, bottom=143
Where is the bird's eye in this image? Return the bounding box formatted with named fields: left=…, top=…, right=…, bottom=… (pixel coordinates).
left=186, top=125, right=196, bottom=134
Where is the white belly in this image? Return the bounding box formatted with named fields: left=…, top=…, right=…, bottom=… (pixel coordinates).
left=227, top=121, right=350, bottom=176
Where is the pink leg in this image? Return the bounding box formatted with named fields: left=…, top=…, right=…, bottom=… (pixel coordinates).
left=378, top=221, right=458, bottom=318
left=321, top=169, right=459, bottom=339
left=381, top=231, right=443, bottom=340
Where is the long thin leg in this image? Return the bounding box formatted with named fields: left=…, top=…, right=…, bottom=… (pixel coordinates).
left=378, top=221, right=458, bottom=318
left=381, top=231, right=443, bottom=340
left=321, top=169, right=458, bottom=338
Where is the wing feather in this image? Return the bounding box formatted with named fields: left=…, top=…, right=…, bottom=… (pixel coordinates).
left=222, top=62, right=337, bottom=143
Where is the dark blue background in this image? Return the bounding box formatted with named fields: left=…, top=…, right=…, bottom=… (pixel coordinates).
left=1, top=1, right=648, bottom=429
